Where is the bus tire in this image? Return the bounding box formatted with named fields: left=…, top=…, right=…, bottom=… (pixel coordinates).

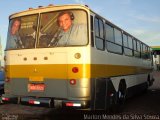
left=117, top=79, right=127, bottom=112
left=109, top=91, right=118, bottom=113
left=105, top=79, right=117, bottom=113
left=148, top=75, right=154, bottom=86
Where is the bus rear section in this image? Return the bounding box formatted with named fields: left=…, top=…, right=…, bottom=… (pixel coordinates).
left=3, top=48, right=91, bottom=109
left=2, top=4, right=154, bottom=111
left=2, top=5, right=91, bottom=109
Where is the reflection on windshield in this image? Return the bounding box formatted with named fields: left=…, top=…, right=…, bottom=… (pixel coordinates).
left=6, top=15, right=38, bottom=50
left=6, top=10, right=88, bottom=50
left=38, top=10, right=88, bottom=48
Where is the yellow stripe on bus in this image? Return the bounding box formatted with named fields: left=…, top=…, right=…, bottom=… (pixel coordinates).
left=5, top=64, right=152, bottom=79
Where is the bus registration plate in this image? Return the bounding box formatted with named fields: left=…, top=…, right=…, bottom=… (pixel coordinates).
left=28, top=83, right=45, bottom=92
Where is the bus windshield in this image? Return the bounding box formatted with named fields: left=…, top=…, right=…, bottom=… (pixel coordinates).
left=6, top=10, right=88, bottom=50
left=6, top=15, right=38, bottom=50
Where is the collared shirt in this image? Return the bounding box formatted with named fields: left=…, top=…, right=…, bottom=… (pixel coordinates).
left=6, top=34, right=18, bottom=49
left=6, top=32, right=24, bottom=49
left=57, top=24, right=87, bottom=46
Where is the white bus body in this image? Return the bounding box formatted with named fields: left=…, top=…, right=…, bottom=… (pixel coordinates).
left=2, top=4, right=154, bottom=111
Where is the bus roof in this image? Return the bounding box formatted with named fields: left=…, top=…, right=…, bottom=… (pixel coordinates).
left=8, top=4, right=150, bottom=48
left=9, top=4, right=90, bottom=19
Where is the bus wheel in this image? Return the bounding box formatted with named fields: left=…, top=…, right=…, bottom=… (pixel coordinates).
left=148, top=75, right=154, bottom=86
left=106, top=79, right=118, bottom=113
left=117, top=80, right=127, bottom=111
left=109, top=92, right=118, bottom=113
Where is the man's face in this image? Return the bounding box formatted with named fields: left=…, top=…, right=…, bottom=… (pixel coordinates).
left=11, top=20, right=20, bottom=35
left=58, top=13, right=72, bottom=32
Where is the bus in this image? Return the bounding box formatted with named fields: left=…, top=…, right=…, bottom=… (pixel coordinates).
left=2, top=4, right=154, bottom=111
left=152, top=46, right=160, bottom=70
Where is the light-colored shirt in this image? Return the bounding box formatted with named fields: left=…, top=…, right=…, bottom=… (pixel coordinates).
left=6, top=32, right=24, bottom=49
left=6, top=34, right=18, bottom=49
left=56, top=24, right=87, bottom=46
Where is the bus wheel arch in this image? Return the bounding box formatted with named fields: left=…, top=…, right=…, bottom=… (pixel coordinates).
left=147, top=74, right=154, bottom=86
left=105, top=78, right=117, bottom=113
left=117, top=79, right=127, bottom=105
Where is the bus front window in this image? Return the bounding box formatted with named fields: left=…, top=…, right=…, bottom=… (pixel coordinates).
left=38, top=10, right=88, bottom=48
left=6, top=15, right=38, bottom=50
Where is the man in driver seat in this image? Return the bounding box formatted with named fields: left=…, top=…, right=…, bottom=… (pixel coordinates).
left=48, top=11, right=87, bottom=47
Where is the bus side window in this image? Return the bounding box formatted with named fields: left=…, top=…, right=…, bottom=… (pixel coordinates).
left=141, top=44, right=150, bottom=60
left=128, top=36, right=133, bottom=56
left=133, top=39, right=140, bottom=58
left=105, top=23, right=123, bottom=54
left=123, top=33, right=133, bottom=57
left=90, top=15, right=94, bottom=47
left=94, top=17, right=105, bottom=50
left=137, top=41, right=141, bottom=58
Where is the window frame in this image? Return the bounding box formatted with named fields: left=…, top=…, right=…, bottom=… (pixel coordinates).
left=105, top=22, right=123, bottom=55
left=122, top=33, right=133, bottom=57
left=133, top=39, right=141, bottom=58
left=94, top=17, right=105, bottom=51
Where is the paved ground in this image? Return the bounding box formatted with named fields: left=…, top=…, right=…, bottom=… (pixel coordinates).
left=122, top=71, right=160, bottom=114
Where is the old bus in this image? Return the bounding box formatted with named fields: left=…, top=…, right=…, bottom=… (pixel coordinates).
left=2, top=4, right=154, bottom=111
